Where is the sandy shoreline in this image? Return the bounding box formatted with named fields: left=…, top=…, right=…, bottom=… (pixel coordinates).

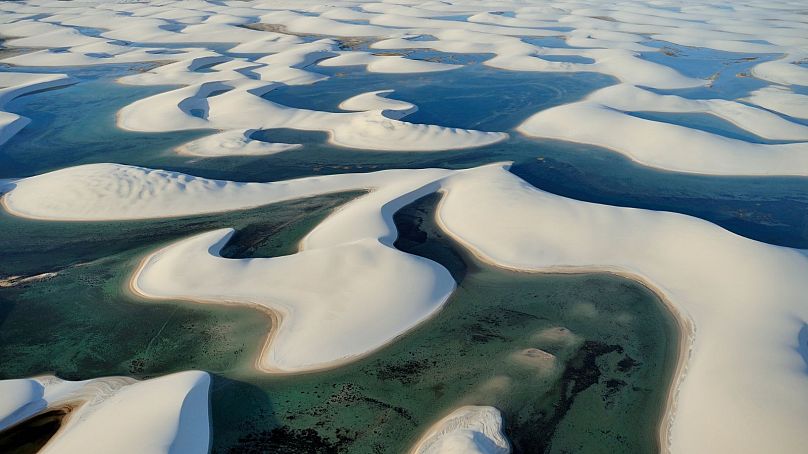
left=125, top=239, right=453, bottom=376
left=9, top=171, right=694, bottom=448
left=433, top=192, right=694, bottom=454
left=121, top=189, right=693, bottom=450
left=0, top=183, right=370, bottom=223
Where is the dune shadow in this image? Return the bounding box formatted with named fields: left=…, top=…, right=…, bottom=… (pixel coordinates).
left=798, top=322, right=808, bottom=374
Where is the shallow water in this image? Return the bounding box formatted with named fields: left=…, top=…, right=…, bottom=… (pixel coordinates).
left=269, top=64, right=612, bottom=131
left=0, top=26, right=805, bottom=453
left=3, top=58, right=805, bottom=249
left=509, top=139, right=808, bottom=249
left=0, top=191, right=678, bottom=453
left=0, top=194, right=360, bottom=377
left=640, top=41, right=779, bottom=99
left=210, top=195, right=677, bottom=453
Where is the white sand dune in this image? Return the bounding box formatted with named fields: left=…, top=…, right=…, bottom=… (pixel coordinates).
left=518, top=84, right=808, bottom=176
left=252, top=39, right=336, bottom=78
left=370, top=32, right=703, bottom=90
left=746, top=86, right=808, bottom=119
left=338, top=89, right=417, bottom=118
left=258, top=10, right=393, bottom=38
left=105, top=29, right=505, bottom=153
left=2, top=0, right=808, bottom=451
left=586, top=84, right=808, bottom=141
left=0, top=18, right=204, bottom=68
left=175, top=129, right=301, bottom=157
left=5, top=160, right=808, bottom=449
left=318, top=51, right=461, bottom=74
left=0, top=72, right=75, bottom=145
left=0, top=44, right=202, bottom=68
left=117, top=81, right=506, bottom=152
left=1, top=0, right=804, bottom=95
left=228, top=33, right=304, bottom=55
left=410, top=406, right=510, bottom=454
left=751, top=54, right=808, bottom=87
left=437, top=164, right=808, bottom=454
left=123, top=165, right=455, bottom=372
left=0, top=72, right=74, bottom=108
left=1, top=162, right=442, bottom=220
left=133, top=228, right=454, bottom=372
left=117, top=54, right=258, bottom=87
left=486, top=47, right=704, bottom=89
left=3, top=163, right=457, bottom=372
left=4, top=0, right=805, bottom=169
left=0, top=371, right=210, bottom=454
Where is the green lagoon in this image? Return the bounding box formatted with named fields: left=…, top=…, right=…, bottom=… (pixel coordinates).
left=7, top=41, right=789, bottom=454
left=0, top=192, right=678, bottom=453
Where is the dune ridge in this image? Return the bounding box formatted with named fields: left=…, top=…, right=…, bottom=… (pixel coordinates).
left=0, top=371, right=210, bottom=454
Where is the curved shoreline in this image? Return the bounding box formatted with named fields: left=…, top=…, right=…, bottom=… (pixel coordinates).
left=8, top=167, right=694, bottom=447
left=120, top=186, right=692, bottom=447
left=518, top=133, right=808, bottom=178
left=125, top=195, right=691, bottom=452
left=126, top=239, right=454, bottom=376
left=408, top=405, right=510, bottom=454
left=0, top=184, right=371, bottom=223
left=432, top=191, right=693, bottom=454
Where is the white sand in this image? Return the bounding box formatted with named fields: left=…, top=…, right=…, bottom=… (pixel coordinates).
left=437, top=164, right=808, bottom=453
left=176, top=129, right=301, bottom=157
left=410, top=406, right=510, bottom=454
left=338, top=90, right=417, bottom=118
left=518, top=84, right=808, bottom=176
left=751, top=55, right=808, bottom=86
left=2, top=162, right=450, bottom=221
left=0, top=371, right=210, bottom=454
left=8, top=160, right=808, bottom=451
left=4, top=0, right=805, bottom=171
left=128, top=165, right=456, bottom=372
left=117, top=82, right=506, bottom=152
left=133, top=229, right=454, bottom=372
left=746, top=86, right=808, bottom=119
left=2, top=0, right=808, bottom=451
left=3, top=162, right=457, bottom=372
left=318, top=51, right=461, bottom=74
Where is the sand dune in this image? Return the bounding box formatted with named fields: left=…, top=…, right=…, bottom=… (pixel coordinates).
left=411, top=406, right=510, bottom=454
left=0, top=371, right=210, bottom=454
left=6, top=161, right=808, bottom=451
left=437, top=164, right=808, bottom=453
left=519, top=84, right=808, bottom=175
left=117, top=82, right=506, bottom=151
left=2, top=0, right=808, bottom=451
